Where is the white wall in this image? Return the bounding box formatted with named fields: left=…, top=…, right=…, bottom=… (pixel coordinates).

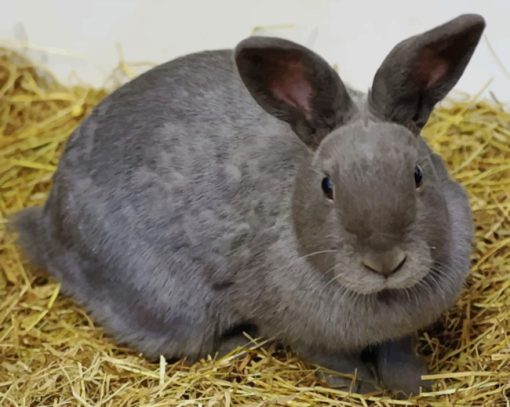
left=1, top=0, right=509, bottom=100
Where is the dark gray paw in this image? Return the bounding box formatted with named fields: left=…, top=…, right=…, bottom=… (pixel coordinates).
left=305, top=351, right=381, bottom=394
left=376, top=337, right=432, bottom=396
left=215, top=334, right=252, bottom=357
left=317, top=368, right=381, bottom=394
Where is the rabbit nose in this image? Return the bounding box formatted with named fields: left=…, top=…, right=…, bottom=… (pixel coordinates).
left=362, top=248, right=407, bottom=276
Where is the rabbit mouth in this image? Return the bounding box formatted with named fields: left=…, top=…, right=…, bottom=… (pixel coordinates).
left=331, top=255, right=433, bottom=296
left=330, top=241, right=433, bottom=295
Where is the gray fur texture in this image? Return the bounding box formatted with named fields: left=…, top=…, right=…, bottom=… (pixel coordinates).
left=11, top=14, right=484, bottom=395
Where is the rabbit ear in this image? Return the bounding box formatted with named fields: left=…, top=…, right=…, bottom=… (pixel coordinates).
left=235, top=36, right=355, bottom=149
left=369, top=14, right=485, bottom=130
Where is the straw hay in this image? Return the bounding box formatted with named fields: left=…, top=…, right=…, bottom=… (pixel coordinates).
left=0, top=47, right=509, bottom=406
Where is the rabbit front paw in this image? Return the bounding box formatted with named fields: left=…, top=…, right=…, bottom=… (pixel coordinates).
left=375, top=336, right=432, bottom=396
left=303, top=350, right=381, bottom=394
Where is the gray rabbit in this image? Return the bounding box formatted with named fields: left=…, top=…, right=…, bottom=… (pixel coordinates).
left=11, top=14, right=484, bottom=395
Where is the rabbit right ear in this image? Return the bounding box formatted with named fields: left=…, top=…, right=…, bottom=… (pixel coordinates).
left=369, top=14, right=485, bottom=130
left=235, top=36, right=355, bottom=149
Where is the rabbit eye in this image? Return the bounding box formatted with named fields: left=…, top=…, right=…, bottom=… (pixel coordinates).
left=321, top=177, right=334, bottom=200
left=414, top=165, right=424, bottom=188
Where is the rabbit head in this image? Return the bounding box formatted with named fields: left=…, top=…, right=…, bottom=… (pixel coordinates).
left=235, top=15, right=484, bottom=296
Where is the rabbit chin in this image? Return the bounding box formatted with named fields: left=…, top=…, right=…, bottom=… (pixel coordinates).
left=333, top=254, right=433, bottom=295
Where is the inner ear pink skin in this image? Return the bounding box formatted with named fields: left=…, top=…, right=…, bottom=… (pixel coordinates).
left=414, top=49, right=450, bottom=90
left=426, top=60, right=448, bottom=88
left=270, top=59, right=313, bottom=121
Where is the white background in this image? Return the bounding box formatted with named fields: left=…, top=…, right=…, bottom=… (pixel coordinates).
left=1, top=0, right=509, bottom=100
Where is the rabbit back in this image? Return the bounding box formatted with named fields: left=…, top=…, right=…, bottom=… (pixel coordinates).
left=13, top=49, right=306, bottom=358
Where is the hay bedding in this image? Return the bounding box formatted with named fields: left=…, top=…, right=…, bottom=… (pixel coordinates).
left=0, top=47, right=508, bottom=407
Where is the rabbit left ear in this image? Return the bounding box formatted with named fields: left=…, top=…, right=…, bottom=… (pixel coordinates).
left=235, top=36, right=355, bottom=148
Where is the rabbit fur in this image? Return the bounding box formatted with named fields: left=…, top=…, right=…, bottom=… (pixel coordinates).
left=11, top=14, right=485, bottom=394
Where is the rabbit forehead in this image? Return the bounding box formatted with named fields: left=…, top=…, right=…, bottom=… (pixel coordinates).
left=315, top=121, right=419, bottom=174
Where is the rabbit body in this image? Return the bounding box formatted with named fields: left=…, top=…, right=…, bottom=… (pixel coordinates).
left=13, top=14, right=485, bottom=393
